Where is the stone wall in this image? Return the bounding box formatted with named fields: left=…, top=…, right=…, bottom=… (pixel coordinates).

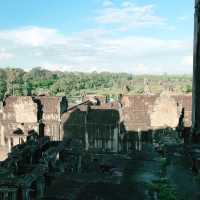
left=121, top=94, right=192, bottom=132
left=0, top=96, right=38, bottom=152
left=2, top=96, right=38, bottom=123
left=0, top=94, right=193, bottom=160
left=150, top=95, right=179, bottom=128
left=0, top=96, right=68, bottom=158
left=38, top=96, right=68, bottom=140
left=61, top=103, right=121, bottom=152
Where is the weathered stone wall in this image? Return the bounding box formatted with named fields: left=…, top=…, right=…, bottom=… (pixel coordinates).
left=61, top=103, right=120, bottom=152
left=2, top=96, right=38, bottom=123
left=121, top=94, right=192, bottom=132
left=44, top=123, right=61, bottom=140
left=87, top=103, right=120, bottom=152
left=61, top=105, right=87, bottom=140
left=0, top=96, right=68, bottom=156
left=0, top=96, right=39, bottom=150
left=0, top=97, right=38, bottom=155
left=38, top=96, right=67, bottom=139
left=150, top=94, right=179, bottom=128
left=0, top=94, right=193, bottom=159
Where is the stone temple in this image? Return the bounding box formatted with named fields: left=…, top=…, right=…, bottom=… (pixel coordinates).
left=0, top=93, right=192, bottom=161
left=0, top=92, right=195, bottom=199
left=0, top=1, right=199, bottom=199
left=0, top=96, right=68, bottom=159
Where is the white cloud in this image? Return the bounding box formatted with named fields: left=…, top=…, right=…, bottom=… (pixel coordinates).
left=182, top=55, right=193, bottom=65
left=102, top=0, right=113, bottom=7
left=0, top=26, right=192, bottom=74
left=95, top=1, right=166, bottom=31
left=0, top=0, right=193, bottom=74
left=0, top=26, right=67, bottom=47
left=177, top=15, right=190, bottom=22
left=0, top=48, right=13, bottom=60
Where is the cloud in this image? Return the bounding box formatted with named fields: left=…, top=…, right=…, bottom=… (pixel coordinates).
left=182, top=55, right=193, bottom=66
left=0, top=26, right=67, bottom=47
left=102, top=0, right=113, bottom=7
left=0, top=25, right=192, bottom=74
left=0, top=48, right=13, bottom=60
left=95, top=1, right=166, bottom=31
left=177, top=15, right=190, bottom=22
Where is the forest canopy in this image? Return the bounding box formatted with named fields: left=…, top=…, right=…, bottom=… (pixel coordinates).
left=0, top=67, right=192, bottom=102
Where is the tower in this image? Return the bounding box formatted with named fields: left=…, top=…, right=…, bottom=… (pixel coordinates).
left=192, top=0, right=200, bottom=136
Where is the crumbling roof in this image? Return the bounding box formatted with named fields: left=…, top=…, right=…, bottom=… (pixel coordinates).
left=36, top=96, right=66, bottom=114
left=3, top=96, right=36, bottom=111
left=88, top=103, right=120, bottom=125
left=121, top=95, right=155, bottom=131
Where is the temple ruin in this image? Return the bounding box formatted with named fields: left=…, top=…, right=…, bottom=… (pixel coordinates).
left=0, top=1, right=199, bottom=199
left=0, top=93, right=193, bottom=161
left=0, top=96, right=68, bottom=159
left=0, top=92, right=195, bottom=200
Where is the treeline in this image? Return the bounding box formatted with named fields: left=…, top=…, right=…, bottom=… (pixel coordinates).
left=0, top=67, right=192, bottom=101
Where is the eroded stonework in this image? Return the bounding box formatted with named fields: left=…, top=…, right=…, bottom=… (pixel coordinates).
left=121, top=94, right=192, bottom=132
left=13, top=97, right=38, bottom=123
left=0, top=96, right=68, bottom=159
left=150, top=94, right=179, bottom=128
left=0, top=94, right=193, bottom=160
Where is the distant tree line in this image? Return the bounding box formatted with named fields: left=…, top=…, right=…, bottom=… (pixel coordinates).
left=0, top=67, right=193, bottom=101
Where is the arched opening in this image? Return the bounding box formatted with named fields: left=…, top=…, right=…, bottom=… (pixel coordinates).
left=13, top=128, right=24, bottom=135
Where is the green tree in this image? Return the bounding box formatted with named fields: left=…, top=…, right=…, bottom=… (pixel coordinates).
left=0, top=80, right=7, bottom=100
left=182, top=84, right=192, bottom=93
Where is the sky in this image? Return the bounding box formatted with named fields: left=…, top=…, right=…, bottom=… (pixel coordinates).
left=0, top=0, right=194, bottom=74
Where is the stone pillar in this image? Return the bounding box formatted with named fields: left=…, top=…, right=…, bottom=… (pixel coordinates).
left=1, top=126, right=5, bottom=146
left=22, top=189, right=30, bottom=200
left=138, top=129, right=142, bottom=151
left=113, top=127, right=118, bottom=153
left=8, top=137, right=11, bottom=153
left=84, top=114, right=89, bottom=151
left=77, top=155, right=82, bottom=173
left=13, top=137, right=19, bottom=147
left=36, top=177, right=45, bottom=199
left=192, top=0, right=200, bottom=135
left=12, top=191, right=17, bottom=200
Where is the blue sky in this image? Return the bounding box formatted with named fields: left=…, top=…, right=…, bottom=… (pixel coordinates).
left=0, top=0, right=194, bottom=74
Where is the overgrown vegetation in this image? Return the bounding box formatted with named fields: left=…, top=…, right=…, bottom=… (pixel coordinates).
left=0, top=67, right=192, bottom=101
left=148, top=179, right=178, bottom=200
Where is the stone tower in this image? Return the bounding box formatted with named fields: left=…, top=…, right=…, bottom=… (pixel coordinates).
left=192, top=0, right=200, bottom=134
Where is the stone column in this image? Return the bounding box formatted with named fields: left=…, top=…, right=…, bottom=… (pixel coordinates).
left=8, top=137, right=11, bottom=153
left=113, top=127, right=119, bottom=153
left=77, top=155, right=82, bottom=173
left=12, top=191, right=17, bottom=200
left=36, top=177, right=45, bottom=199
left=13, top=137, right=19, bottom=147
left=1, top=126, right=5, bottom=146
left=84, top=112, right=89, bottom=151
left=138, top=129, right=142, bottom=151
left=22, top=189, right=30, bottom=200
left=192, top=0, right=200, bottom=134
